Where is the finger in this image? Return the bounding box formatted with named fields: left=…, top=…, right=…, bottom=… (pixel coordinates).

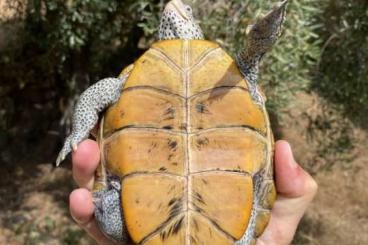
left=70, top=189, right=116, bottom=245
left=69, top=189, right=95, bottom=225
left=258, top=140, right=318, bottom=245
left=274, top=140, right=317, bottom=200
left=72, top=139, right=100, bottom=190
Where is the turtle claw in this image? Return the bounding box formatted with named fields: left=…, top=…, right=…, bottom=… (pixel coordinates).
left=56, top=155, right=65, bottom=167
left=55, top=136, right=72, bottom=167
left=71, top=136, right=83, bottom=152
left=56, top=132, right=88, bottom=166
left=56, top=151, right=67, bottom=167
left=72, top=143, right=78, bottom=152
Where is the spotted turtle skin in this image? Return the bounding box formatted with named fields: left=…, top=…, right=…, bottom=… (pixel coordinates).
left=96, top=40, right=276, bottom=244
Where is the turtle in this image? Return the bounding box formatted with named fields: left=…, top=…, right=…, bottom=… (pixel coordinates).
left=56, top=0, right=288, bottom=244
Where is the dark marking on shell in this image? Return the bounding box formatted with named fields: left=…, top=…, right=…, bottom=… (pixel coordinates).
left=193, top=192, right=206, bottom=205
left=168, top=139, right=177, bottom=150
left=168, top=198, right=183, bottom=221
left=196, top=137, right=209, bottom=150
left=151, top=142, right=158, bottom=148
left=163, top=107, right=176, bottom=120
left=168, top=153, right=174, bottom=161
left=193, top=205, right=205, bottom=215
left=154, top=197, right=184, bottom=241
left=159, top=167, right=167, bottom=172
left=167, top=185, right=176, bottom=195
left=196, top=103, right=210, bottom=114
left=193, top=219, right=199, bottom=231
left=163, top=125, right=173, bottom=130
left=159, top=216, right=184, bottom=241
left=172, top=216, right=184, bottom=235
left=119, top=109, right=125, bottom=118
left=168, top=198, right=178, bottom=206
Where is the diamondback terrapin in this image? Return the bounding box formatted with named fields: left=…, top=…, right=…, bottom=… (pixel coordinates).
left=57, top=0, right=289, bottom=244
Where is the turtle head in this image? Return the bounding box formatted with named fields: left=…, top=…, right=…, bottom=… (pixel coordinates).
left=158, top=0, right=204, bottom=40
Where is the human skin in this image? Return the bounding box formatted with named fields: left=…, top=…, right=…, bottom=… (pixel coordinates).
left=69, top=140, right=318, bottom=245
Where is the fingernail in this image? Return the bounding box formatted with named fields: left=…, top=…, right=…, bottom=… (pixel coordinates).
left=286, top=142, right=298, bottom=168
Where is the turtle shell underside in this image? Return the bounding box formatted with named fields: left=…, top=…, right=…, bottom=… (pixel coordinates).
left=98, top=40, right=276, bottom=245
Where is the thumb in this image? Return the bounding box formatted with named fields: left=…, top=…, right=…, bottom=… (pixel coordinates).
left=258, top=141, right=318, bottom=245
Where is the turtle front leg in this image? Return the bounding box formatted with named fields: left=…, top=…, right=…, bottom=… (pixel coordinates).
left=236, top=0, right=288, bottom=104
left=56, top=75, right=129, bottom=166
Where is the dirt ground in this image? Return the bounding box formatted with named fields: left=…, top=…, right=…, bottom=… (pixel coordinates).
left=281, top=93, right=368, bottom=245
left=0, top=91, right=367, bottom=245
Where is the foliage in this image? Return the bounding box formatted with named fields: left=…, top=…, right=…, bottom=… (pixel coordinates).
left=305, top=100, right=355, bottom=173
left=311, top=0, right=368, bottom=127
left=0, top=0, right=156, bottom=158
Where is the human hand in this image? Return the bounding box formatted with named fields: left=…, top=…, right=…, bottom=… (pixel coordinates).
left=68, top=140, right=317, bottom=245
left=257, top=140, right=318, bottom=245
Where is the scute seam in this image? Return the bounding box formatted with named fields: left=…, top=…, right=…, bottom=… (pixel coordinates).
left=184, top=39, right=191, bottom=245
left=188, top=47, right=222, bottom=72
left=189, top=209, right=237, bottom=242
left=103, top=126, right=268, bottom=144
left=150, top=48, right=184, bottom=73
left=122, top=172, right=185, bottom=179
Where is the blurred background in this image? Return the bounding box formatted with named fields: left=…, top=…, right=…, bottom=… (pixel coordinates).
left=0, top=0, right=367, bottom=244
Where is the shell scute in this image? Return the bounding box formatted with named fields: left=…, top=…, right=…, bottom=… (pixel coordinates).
left=103, top=89, right=185, bottom=136
left=104, top=129, right=185, bottom=177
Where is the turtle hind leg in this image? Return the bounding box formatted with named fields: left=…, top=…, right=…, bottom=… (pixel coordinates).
left=94, top=176, right=131, bottom=244
left=56, top=76, right=128, bottom=166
